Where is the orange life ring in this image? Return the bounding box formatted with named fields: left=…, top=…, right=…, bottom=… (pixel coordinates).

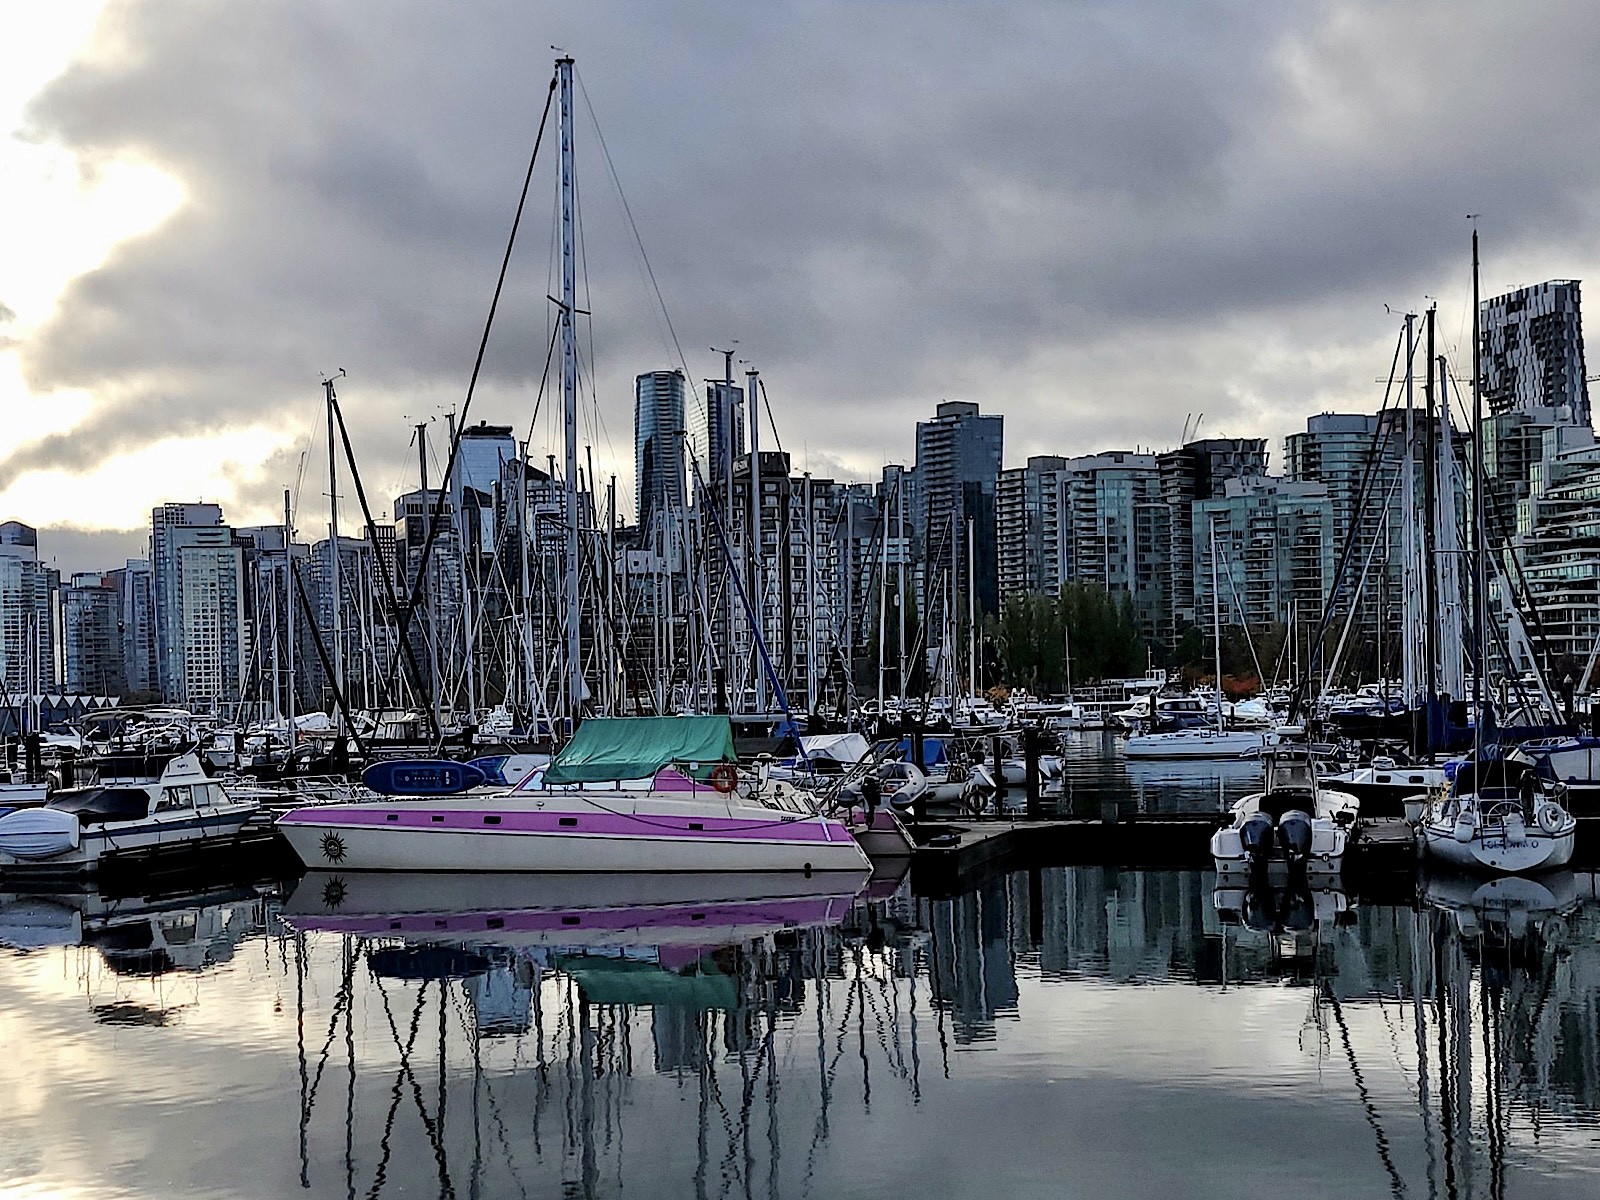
left=710, top=763, right=739, bottom=793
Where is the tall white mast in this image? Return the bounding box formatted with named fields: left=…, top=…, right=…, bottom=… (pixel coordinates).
left=1400, top=312, right=1421, bottom=707
left=746, top=367, right=763, bottom=712
left=1209, top=513, right=1224, bottom=734
left=877, top=484, right=890, bottom=715
left=804, top=473, right=818, bottom=712
left=895, top=481, right=908, bottom=701
left=966, top=515, right=977, bottom=698
left=1435, top=353, right=1466, bottom=701
left=283, top=488, right=297, bottom=737
left=324, top=376, right=345, bottom=734
left=557, top=55, right=583, bottom=728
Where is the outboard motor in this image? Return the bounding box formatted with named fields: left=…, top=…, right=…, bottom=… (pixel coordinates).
left=1276, top=809, right=1314, bottom=867
left=1239, top=811, right=1275, bottom=867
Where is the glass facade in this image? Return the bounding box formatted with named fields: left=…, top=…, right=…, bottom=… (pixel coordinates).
left=635, top=370, right=688, bottom=535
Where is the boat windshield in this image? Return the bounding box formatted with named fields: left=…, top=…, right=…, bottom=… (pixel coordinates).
left=1267, top=757, right=1316, bottom=792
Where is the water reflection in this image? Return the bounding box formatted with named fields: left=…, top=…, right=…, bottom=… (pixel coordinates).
left=1048, top=730, right=1264, bottom=816
left=2, top=867, right=1600, bottom=1198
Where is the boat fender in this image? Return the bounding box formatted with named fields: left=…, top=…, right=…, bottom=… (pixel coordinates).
left=1453, top=811, right=1475, bottom=844
left=1536, top=803, right=1565, bottom=836
left=710, top=763, right=740, bottom=794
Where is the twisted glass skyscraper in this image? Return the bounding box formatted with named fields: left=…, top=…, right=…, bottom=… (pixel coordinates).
left=635, top=370, right=687, bottom=534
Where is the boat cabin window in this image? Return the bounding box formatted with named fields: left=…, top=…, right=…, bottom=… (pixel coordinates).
left=158, top=785, right=192, bottom=811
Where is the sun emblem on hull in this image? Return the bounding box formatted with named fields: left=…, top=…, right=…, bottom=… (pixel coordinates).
left=320, top=832, right=348, bottom=863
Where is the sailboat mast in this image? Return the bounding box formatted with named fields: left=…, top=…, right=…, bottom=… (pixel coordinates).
left=324, top=377, right=346, bottom=734
left=557, top=55, right=583, bottom=728
left=1471, top=222, right=1486, bottom=749
left=804, top=473, right=817, bottom=713
left=284, top=487, right=297, bottom=736
left=747, top=367, right=763, bottom=712
left=966, top=515, right=977, bottom=698
left=1210, top=513, right=1223, bottom=734
left=877, top=483, right=890, bottom=715
left=1401, top=312, right=1419, bottom=707
left=1422, top=305, right=1440, bottom=708
left=896, top=482, right=907, bottom=701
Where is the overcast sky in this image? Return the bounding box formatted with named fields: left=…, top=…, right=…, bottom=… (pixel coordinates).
left=6, top=1, right=1600, bottom=573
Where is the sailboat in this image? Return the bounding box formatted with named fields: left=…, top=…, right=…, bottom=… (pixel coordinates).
left=1418, top=749, right=1575, bottom=873
left=1125, top=515, right=1267, bottom=759
left=1419, top=230, right=1575, bottom=875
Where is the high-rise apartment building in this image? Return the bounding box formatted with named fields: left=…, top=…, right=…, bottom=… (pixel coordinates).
left=310, top=534, right=391, bottom=708
left=635, top=370, right=688, bottom=534
left=1156, top=438, right=1269, bottom=640
left=1055, top=452, right=1165, bottom=639
left=111, top=559, right=156, bottom=696
left=1479, top=280, right=1590, bottom=424
left=913, top=401, right=1003, bottom=622
left=698, top=379, right=745, bottom=508
left=1516, top=430, right=1600, bottom=671
left=149, top=503, right=245, bottom=709
left=151, top=502, right=221, bottom=700
left=1194, top=477, right=1334, bottom=634
left=63, top=572, right=124, bottom=695
left=0, top=521, right=58, bottom=698
left=996, top=456, right=1068, bottom=604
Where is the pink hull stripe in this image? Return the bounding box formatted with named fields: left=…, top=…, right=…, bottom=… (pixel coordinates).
left=289, top=896, right=854, bottom=937
left=279, top=805, right=846, bottom=844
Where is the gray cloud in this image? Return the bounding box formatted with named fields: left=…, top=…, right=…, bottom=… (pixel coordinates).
left=11, top=0, right=1600, bottom=543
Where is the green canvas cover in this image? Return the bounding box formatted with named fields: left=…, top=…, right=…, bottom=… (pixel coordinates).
left=543, top=716, right=738, bottom=785
left=555, top=956, right=737, bottom=1010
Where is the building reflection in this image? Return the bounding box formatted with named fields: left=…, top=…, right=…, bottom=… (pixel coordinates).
left=9, top=864, right=1600, bottom=1199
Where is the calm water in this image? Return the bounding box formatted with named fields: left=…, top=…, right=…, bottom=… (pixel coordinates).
left=1047, top=729, right=1265, bottom=815
left=4, top=861, right=1600, bottom=1200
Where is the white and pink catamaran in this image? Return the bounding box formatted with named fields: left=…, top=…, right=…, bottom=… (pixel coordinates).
left=276, top=717, right=871, bottom=875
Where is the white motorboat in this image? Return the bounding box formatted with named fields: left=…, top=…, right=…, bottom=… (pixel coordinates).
left=277, top=717, right=870, bottom=875
left=1419, top=752, right=1575, bottom=875
left=0, top=773, right=50, bottom=809
left=0, top=753, right=259, bottom=876
left=1124, top=728, right=1267, bottom=759
left=1210, top=751, right=1359, bottom=880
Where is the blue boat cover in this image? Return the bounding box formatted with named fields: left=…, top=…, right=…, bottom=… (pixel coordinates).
left=362, top=759, right=486, bottom=795
left=895, top=736, right=948, bottom=767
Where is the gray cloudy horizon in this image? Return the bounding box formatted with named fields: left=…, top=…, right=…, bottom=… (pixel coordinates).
left=9, top=0, right=1600, bottom=574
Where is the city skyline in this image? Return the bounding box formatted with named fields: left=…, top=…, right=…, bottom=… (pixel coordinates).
left=9, top=4, right=1600, bottom=576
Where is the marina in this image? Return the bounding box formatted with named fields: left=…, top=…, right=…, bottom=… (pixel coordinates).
left=10, top=10, right=1600, bottom=1199
left=2, top=738, right=1596, bottom=1198
left=5, top=851, right=1600, bottom=1198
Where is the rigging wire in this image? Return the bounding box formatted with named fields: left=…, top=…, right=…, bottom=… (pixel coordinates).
left=395, top=70, right=557, bottom=688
